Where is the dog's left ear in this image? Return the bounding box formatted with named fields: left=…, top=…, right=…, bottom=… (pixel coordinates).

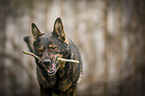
left=53, top=17, right=66, bottom=42
left=32, top=23, right=42, bottom=41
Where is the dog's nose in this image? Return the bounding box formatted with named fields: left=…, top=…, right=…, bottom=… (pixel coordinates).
left=43, top=59, right=51, bottom=63
left=43, top=59, right=51, bottom=66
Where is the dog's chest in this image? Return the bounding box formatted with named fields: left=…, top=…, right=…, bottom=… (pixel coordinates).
left=36, top=66, right=67, bottom=87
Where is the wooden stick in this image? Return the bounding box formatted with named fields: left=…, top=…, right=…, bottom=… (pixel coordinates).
left=23, top=51, right=79, bottom=64
left=22, top=51, right=48, bottom=72
left=57, top=57, right=79, bottom=63
left=23, top=51, right=42, bottom=63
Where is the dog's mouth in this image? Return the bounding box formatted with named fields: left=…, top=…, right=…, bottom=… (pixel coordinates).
left=43, top=57, right=59, bottom=75
left=44, top=62, right=57, bottom=75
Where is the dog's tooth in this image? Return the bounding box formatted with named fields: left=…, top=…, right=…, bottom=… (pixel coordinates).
left=47, top=70, right=50, bottom=73
left=53, top=69, right=55, bottom=71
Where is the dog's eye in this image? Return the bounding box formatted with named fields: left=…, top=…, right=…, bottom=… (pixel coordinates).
left=51, top=46, right=57, bottom=49
left=39, top=49, right=44, bottom=52
left=49, top=45, right=57, bottom=50
left=38, top=47, right=45, bottom=52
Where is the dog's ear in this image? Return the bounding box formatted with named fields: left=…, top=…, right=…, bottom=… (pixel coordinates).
left=53, top=17, right=66, bottom=42
left=32, top=23, right=42, bottom=41
left=24, top=36, right=34, bottom=52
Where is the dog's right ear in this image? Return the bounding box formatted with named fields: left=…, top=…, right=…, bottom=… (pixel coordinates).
left=32, top=23, right=42, bottom=41
left=24, top=36, right=34, bottom=52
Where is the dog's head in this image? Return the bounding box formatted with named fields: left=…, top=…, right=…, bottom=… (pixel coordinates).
left=32, top=17, right=70, bottom=75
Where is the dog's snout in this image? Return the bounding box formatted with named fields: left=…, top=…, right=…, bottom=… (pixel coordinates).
left=43, top=59, right=51, bottom=63
left=43, top=58, right=51, bottom=66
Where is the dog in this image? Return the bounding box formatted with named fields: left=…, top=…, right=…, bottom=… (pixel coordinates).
left=24, top=17, right=82, bottom=96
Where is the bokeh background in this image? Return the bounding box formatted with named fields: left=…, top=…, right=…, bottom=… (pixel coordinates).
left=1, top=0, right=145, bottom=96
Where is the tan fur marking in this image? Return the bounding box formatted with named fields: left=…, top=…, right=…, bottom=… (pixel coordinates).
left=64, top=38, right=69, bottom=45
left=39, top=46, right=45, bottom=52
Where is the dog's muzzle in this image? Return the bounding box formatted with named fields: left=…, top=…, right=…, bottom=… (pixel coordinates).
left=43, top=58, right=58, bottom=75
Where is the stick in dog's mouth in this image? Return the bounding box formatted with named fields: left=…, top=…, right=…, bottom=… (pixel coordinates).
left=22, top=51, right=79, bottom=75
left=22, top=51, right=79, bottom=63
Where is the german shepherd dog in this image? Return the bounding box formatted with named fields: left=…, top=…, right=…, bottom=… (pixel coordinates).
left=24, top=17, right=82, bottom=96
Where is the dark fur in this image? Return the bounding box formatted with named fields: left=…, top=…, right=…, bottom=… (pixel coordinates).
left=24, top=17, right=82, bottom=96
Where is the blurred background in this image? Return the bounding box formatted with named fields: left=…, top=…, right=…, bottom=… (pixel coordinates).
left=0, top=0, right=145, bottom=96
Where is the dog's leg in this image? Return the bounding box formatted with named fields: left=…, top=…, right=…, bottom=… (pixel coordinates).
left=65, top=87, right=77, bottom=96
left=40, top=87, right=52, bottom=96
left=70, top=88, right=77, bottom=96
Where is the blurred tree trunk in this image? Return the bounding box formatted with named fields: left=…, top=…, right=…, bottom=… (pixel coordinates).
left=0, top=0, right=39, bottom=96
left=0, top=0, right=6, bottom=95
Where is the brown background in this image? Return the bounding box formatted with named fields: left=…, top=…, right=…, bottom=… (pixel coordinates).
left=0, top=0, right=145, bottom=96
